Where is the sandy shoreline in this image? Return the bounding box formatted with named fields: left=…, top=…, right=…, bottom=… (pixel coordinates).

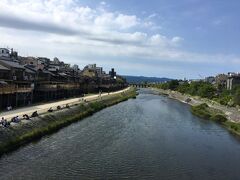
left=151, top=88, right=240, bottom=123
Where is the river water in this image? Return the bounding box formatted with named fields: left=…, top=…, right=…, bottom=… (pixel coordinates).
left=0, top=89, right=240, bottom=180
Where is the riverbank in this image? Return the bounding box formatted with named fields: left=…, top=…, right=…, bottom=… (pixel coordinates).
left=0, top=87, right=130, bottom=122
left=0, top=87, right=137, bottom=156
left=151, top=88, right=240, bottom=136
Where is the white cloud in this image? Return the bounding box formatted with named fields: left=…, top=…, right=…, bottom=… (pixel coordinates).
left=0, top=0, right=178, bottom=48
left=115, top=14, right=139, bottom=29
left=100, top=1, right=106, bottom=6
left=148, top=13, right=158, bottom=19
left=0, top=0, right=238, bottom=77
left=94, top=12, right=139, bottom=29
left=148, top=35, right=183, bottom=47
left=171, top=36, right=184, bottom=45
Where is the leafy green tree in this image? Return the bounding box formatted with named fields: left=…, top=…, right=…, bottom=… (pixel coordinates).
left=177, top=82, right=190, bottom=94
left=161, top=83, right=169, bottom=90
left=168, top=80, right=179, bottom=90
left=218, top=89, right=232, bottom=105
left=188, top=82, right=201, bottom=96
left=197, top=83, right=216, bottom=99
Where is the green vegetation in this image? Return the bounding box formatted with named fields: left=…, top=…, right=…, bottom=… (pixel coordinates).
left=211, top=114, right=228, bottom=123
left=191, top=103, right=240, bottom=136
left=224, top=121, right=240, bottom=135
left=0, top=88, right=137, bottom=156
left=191, top=103, right=212, bottom=119
left=152, top=80, right=240, bottom=106
left=191, top=103, right=227, bottom=123
left=233, top=88, right=240, bottom=105
left=154, top=81, right=218, bottom=99
left=215, top=89, right=232, bottom=106
left=152, top=80, right=240, bottom=137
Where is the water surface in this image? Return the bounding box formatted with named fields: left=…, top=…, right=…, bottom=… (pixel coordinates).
left=0, top=89, right=240, bottom=179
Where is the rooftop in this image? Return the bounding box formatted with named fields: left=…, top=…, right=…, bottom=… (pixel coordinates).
left=0, top=64, right=10, bottom=71
left=0, top=60, right=25, bottom=69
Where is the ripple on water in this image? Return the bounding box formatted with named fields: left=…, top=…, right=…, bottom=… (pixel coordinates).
left=0, top=89, right=240, bottom=180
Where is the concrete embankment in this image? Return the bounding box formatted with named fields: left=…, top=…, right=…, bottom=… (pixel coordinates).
left=0, top=87, right=137, bottom=156
left=151, top=88, right=202, bottom=106
left=151, top=88, right=240, bottom=137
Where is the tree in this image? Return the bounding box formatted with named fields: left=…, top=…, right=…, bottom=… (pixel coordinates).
left=168, top=80, right=179, bottom=90
left=177, top=82, right=190, bottom=94
left=161, top=83, right=169, bottom=90
left=197, top=83, right=216, bottom=99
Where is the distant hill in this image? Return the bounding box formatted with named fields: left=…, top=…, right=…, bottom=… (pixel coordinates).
left=122, top=75, right=172, bottom=84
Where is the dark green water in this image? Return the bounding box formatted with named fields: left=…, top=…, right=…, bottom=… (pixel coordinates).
left=0, top=89, right=240, bottom=180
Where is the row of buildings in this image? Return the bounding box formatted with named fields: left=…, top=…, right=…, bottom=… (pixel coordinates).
left=0, top=48, right=127, bottom=110
left=204, top=73, right=240, bottom=90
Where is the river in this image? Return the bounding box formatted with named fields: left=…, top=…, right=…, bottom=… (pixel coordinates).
left=0, top=89, right=240, bottom=180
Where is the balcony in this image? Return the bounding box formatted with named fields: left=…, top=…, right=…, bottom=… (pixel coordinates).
left=0, top=85, right=33, bottom=94
left=35, top=84, right=58, bottom=91
left=58, top=83, right=80, bottom=89
left=35, top=83, right=80, bottom=91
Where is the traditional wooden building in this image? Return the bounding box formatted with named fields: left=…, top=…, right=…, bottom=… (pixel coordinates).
left=0, top=59, right=34, bottom=109
left=0, top=48, right=127, bottom=110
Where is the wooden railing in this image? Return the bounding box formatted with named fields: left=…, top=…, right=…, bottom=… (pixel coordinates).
left=36, top=83, right=81, bottom=91
left=0, top=85, right=33, bottom=94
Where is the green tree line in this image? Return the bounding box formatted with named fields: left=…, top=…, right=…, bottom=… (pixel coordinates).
left=152, top=80, right=240, bottom=106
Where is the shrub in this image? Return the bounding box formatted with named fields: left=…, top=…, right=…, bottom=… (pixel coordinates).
left=219, top=96, right=231, bottom=105
left=211, top=114, right=227, bottom=123
left=191, top=103, right=211, bottom=119
left=191, top=103, right=228, bottom=124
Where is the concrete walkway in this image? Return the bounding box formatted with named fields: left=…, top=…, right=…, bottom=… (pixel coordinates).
left=0, top=87, right=130, bottom=121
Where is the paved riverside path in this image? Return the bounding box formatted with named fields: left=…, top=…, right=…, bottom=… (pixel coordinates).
left=0, top=87, right=130, bottom=121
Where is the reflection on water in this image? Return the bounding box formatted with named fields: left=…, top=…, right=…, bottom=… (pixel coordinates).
left=0, top=89, right=240, bottom=180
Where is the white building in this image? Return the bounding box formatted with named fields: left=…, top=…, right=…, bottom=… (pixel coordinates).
left=86, top=64, right=96, bottom=69
left=96, top=67, right=103, bottom=76
left=0, top=48, right=10, bottom=58
left=72, top=64, right=79, bottom=71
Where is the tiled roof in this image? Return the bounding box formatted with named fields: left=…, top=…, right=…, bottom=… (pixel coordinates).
left=25, top=68, right=36, bottom=74
left=24, top=65, right=38, bottom=72
left=0, top=60, right=25, bottom=69
left=0, top=64, right=10, bottom=71
left=0, top=56, right=11, bottom=61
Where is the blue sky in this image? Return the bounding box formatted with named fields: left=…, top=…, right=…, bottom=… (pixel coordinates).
left=0, top=0, right=240, bottom=79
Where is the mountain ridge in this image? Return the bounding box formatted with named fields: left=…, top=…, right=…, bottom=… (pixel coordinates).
left=122, top=75, right=172, bottom=83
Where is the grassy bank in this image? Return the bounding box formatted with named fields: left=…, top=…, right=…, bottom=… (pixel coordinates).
left=0, top=88, right=137, bottom=156
left=191, top=103, right=240, bottom=136
left=223, top=121, right=240, bottom=136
